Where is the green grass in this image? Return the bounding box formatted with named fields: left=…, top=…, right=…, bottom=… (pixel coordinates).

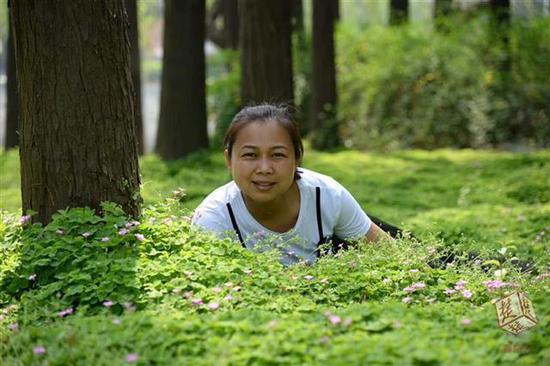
left=1, top=147, right=549, bottom=365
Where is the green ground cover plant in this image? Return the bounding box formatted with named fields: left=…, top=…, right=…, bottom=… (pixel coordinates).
left=0, top=148, right=549, bottom=365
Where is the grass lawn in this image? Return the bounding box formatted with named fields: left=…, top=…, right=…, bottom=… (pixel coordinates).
left=1, top=147, right=549, bottom=365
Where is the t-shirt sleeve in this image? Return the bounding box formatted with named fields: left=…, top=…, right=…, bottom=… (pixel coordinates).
left=191, top=206, right=232, bottom=238
left=333, top=186, right=372, bottom=240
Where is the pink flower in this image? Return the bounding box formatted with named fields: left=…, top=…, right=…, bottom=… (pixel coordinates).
left=126, top=353, right=139, bottom=363
left=454, top=280, right=467, bottom=291
left=56, top=229, right=64, bottom=235
left=343, top=318, right=353, bottom=327
left=382, top=278, right=392, bottom=284
left=404, top=282, right=426, bottom=293
left=0, top=315, right=3, bottom=321
left=8, top=323, right=18, bottom=331
left=268, top=320, right=278, bottom=328
left=28, top=273, right=37, bottom=281
left=112, top=318, right=121, bottom=325
left=82, top=232, right=92, bottom=238
left=224, top=295, right=233, bottom=301
left=58, top=307, right=74, bottom=318
left=483, top=280, right=506, bottom=291
left=33, top=346, right=46, bottom=355
left=101, top=237, right=110, bottom=242
left=103, top=300, right=115, bottom=308
left=134, top=234, right=145, bottom=241
left=191, top=298, right=204, bottom=306
left=19, top=215, right=31, bottom=225
left=232, top=286, right=242, bottom=292
left=243, top=269, right=253, bottom=275
left=535, top=273, right=550, bottom=281
left=409, top=269, right=419, bottom=274
left=183, top=291, right=193, bottom=299
left=118, top=228, right=129, bottom=236
left=461, top=318, right=472, bottom=326
left=320, top=278, right=329, bottom=284
left=213, top=287, right=222, bottom=293
left=123, top=302, right=136, bottom=312
left=208, top=302, right=220, bottom=311
left=125, top=221, right=140, bottom=228
left=462, top=290, right=473, bottom=299
left=172, top=288, right=181, bottom=295
left=402, top=296, right=412, bottom=304
left=328, top=315, right=341, bottom=325
left=444, top=288, right=456, bottom=296
left=304, top=275, right=314, bottom=280
left=224, top=282, right=234, bottom=288
left=184, top=271, right=193, bottom=277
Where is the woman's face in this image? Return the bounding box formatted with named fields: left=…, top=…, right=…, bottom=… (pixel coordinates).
left=225, top=120, right=298, bottom=205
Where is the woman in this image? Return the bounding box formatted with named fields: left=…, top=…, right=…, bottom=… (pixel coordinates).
left=192, top=104, right=394, bottom=266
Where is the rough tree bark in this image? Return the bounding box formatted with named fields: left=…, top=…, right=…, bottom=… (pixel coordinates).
left=125, top=0, right=144, bottom=155
left=240, top=0, right=293, bottom=106
left=311, top=0, right=339, bottom=149
left=5, top=14, right=18, bottom=150
left=11, top=0, right=141, bottom=224
left=207, top=0, right=238, bottom=50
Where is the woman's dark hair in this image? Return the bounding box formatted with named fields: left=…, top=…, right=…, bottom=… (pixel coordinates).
left=223, top=104, right=304, bottom=164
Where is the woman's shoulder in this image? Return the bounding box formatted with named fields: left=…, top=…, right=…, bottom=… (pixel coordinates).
left=191, top=181, right=238, bottom=231
left=298, top=168, right=344, bottom=191
left=196, top=181, right=240, bottom=209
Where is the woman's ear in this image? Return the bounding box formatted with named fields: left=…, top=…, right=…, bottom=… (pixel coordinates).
left=224, top=149, right=232, bottom=172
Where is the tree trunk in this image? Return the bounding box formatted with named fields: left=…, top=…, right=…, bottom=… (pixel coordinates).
left=390, top=0, right=408, bottom=25
left=156, top=0, right=208, bottom=160
left=5, top=14, right=18, bottom=150
left=240, top=0, right=293, bottom=106
left=311, top=0, right=339, bottom=150
left=11, top=0, right=141, bottom=224
left=125, top=0, right=144, bottom=155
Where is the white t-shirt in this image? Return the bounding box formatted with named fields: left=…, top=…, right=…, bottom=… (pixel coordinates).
left=191, top=168, right=372, bottom=265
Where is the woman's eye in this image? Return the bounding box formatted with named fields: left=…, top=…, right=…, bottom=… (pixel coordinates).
left=242, top=152, right=256, bottom=158
left=273, top=153, right=286, bottom=158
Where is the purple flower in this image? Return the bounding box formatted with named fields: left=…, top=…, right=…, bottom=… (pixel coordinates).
left=118, top=228, right=129, bottom=236
left=224, top=295, right=233, bottom=301
left=19, top=215, right=31, bottom=226
left=213, top=287, right=222, bottom=293
left=454, top=280, right=467, bottom=291
left=28, top=273, right=37, bottom=281
left=58, top=307, right=74, bottom=318
left=103, top=300, right=115, bottom=308
left=208, top=302, right=220, bottom=311
left=0, top=315, right=3, bottom=321
left=8, top=323, right=18, bottom=331
left=328, top=315, right=341, bottom=325
left=444, top=288, right=456, bottom=296
left=126, top=353, right=139, bottom=363
left=461, top=318, right=472, bottom=326
left=462, top=290, right=473, bottom=299
left=343, top=318, right=353, bottom=327
left=125, top=221, right=140, bottom=228
left=123, top=302, right=136, bottom=312
left=183, top=291, right=193, bottom=299
left=483, top=280, right=506, bottom=292
left=33, top=346, right=46, bottom=355
left=134, top=234, right=145, bottom=241
left=101, top=237, right=110, bottom=242
left=402, top=296, right=412, bottom=304
left=191, top=298, right=204, bottom=306
left=404, top=282, right=426, bottom=293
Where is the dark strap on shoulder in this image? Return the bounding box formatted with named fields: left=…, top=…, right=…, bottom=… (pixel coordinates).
left=226, top=203, right=246, bottom=247
left=315, top=187, right=323, bottom=242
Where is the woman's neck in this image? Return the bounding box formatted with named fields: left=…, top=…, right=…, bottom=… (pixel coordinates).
left=242, top=182, right=300, bottom=232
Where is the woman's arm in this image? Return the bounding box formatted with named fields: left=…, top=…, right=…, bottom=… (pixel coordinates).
left=365, top=222, right=393, bottom=243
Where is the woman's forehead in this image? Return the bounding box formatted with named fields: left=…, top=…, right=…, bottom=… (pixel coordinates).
left=233, top=121, right=293, bottom=148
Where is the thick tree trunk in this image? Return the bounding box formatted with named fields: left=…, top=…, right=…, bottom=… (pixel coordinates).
left=156, top=0, right=208, bottom=160
left=390, top=0, right=408, bottom=25
left=5, top=14, right=18, bottom=150
left=11, top=0, right=141, bottom=224
left=240, top=0, right=293, bottom=106
left=125, top=0, right=144, bottom=155
left=311, top=0, right=339, bottom=150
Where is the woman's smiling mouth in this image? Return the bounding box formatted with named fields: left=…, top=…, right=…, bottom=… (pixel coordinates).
left=252, top=181, right=276, bottom=191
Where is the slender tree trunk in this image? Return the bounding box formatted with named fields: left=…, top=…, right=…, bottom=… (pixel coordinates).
left=5, top=14, right=18, bottom=150
left=11, top=0, right=141, bottom=224
left=390, top=0, right=408, bottom=25
left=311, top=0, right=339, bottom=149
left=156, top=0, right=208, bottom=160
left=125, top=0, right=144, bottom=155
left=240, top=0, right=293, bottom=106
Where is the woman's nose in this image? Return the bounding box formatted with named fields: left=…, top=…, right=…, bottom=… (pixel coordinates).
left=256, top=157, right=273, bottom=174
